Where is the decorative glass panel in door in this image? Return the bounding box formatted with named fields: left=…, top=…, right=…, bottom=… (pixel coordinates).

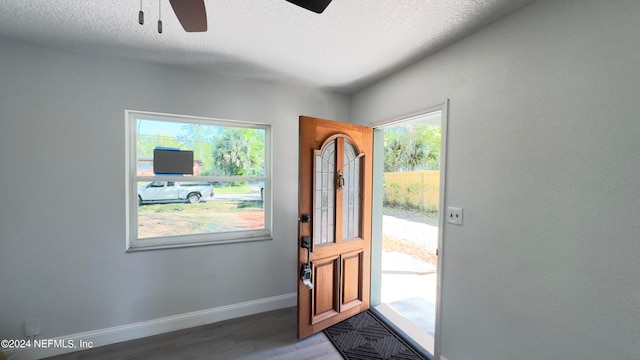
left=342, top=141, right=361, bottom=240
left=313, top=136, right=362, bottom=246
left=314, top=139, right=335, bottom=245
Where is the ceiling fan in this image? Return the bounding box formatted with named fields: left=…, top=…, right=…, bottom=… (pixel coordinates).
left=165, top=0, right=333, bottom=33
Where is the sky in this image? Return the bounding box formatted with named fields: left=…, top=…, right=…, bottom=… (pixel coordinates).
left=137, top=119, right=188, bottom=136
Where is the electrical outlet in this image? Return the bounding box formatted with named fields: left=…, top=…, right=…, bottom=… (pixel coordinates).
left=25, top=319, right=40, bottom=337
left=446, top=207, right=463, bottom=225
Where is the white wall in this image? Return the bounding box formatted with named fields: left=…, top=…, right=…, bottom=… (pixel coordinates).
left=351, top=0, right=640, bottom=359
left=0, top=39, right=350, bottom=350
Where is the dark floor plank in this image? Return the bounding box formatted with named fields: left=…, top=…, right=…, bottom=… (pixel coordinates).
left=45, top=307, right=342, bottom=360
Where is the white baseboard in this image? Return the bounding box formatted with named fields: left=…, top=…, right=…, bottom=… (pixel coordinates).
left=6, top=293, right=296, bottom=360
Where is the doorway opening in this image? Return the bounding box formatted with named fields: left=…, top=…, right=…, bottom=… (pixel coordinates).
left=371, top=108, right=445, bottom=357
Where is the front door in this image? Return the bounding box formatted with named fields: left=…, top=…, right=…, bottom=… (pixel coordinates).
left=297, top=116, right=373, bottom=338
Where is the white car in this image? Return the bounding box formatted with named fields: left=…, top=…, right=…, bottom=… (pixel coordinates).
left=138, top=181, right=214, bottom=205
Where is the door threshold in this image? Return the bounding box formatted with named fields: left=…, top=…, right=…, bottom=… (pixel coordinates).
left=373, top=303, right=434, bottom=359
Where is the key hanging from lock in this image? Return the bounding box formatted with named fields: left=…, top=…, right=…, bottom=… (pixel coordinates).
left=300, top=236, right=313, bottom=290
left=301, top=263, right=313, bottom=290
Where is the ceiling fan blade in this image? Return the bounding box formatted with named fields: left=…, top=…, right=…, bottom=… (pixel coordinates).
left=168, top=0, right=207, bottom=32
left=285, top=0, right=333, bottom=14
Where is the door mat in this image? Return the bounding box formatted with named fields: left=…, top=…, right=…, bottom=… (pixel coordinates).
left=323, top=310, right=429, bottom=360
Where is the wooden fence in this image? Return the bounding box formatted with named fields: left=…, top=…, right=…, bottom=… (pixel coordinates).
left=384, top=171, right=440, bottom=210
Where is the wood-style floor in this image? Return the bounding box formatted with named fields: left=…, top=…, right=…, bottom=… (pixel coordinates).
left=45, top=307, right=343, bottom=360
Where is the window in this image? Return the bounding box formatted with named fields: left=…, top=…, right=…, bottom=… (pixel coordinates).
left=126, top=110, right=271, bottom=251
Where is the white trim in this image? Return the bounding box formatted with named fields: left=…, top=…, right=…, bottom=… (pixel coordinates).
left=135, top=175, right=268, bottom=182
left=5, top=293, right=296, bottom=360
left=369, top=101, right=448, bottom=128
left=368, top=99, right=449, bottom=360
left=434, top=99, right=449, bottom=360
left=125, top=109, right=273, bottom=251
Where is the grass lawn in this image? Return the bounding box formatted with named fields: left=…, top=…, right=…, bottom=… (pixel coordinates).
left=212, top=185, right=254, bottom=195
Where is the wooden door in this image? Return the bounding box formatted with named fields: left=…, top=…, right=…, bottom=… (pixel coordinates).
left=297, top=116, right=373, bottom=339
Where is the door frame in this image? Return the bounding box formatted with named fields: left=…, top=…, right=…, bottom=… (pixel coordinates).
left=369, top=100, right=449, bottom=359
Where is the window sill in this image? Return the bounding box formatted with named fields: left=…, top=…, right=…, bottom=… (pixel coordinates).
left=126, top=235, right=273, bottom=252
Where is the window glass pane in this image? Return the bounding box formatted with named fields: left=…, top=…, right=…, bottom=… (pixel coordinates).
left=137, top=181, right=265, bottom=240
left=342, top=141, right=361, bottom=240
left=136, top=119, right=265, bottom=177
left=314, top=140, right=336, bottom=245
left=129, top=111, right=270, bottom=250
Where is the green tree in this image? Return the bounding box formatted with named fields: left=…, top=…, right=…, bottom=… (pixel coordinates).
left=415, top=125, right=441, bottom=170
left=178, top=124, right=215, bottom=175
left=384, top=130, right=405, bottom=172
left=212, top=128, right=264, bottom=177
left=137, top=134, right=185, bottom=158
left=383, top=124, right=441, bottom=171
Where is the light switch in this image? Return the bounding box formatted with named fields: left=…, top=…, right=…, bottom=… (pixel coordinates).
left=447, top=207, right=463, bottom=225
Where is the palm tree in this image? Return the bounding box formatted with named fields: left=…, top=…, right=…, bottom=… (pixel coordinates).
left=213, top=128, right=264, bottom=177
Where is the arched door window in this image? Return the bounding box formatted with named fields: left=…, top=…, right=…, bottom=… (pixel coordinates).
left=314, top=135, right=363, bottom=245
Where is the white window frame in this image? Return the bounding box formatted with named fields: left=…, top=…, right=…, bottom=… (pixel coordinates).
left=125, top=110, right=272, bottom=252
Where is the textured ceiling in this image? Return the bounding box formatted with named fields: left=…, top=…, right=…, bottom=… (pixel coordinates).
left=0, top=0, right=537, bottom=93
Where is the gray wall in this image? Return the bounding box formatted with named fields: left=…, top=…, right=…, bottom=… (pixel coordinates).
left=351, top=0, right=640, bottom=359
left=0, top=40, right=350, bottom=340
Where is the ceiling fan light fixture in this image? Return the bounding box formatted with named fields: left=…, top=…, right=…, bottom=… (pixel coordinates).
left=157, top=0, right=162, bottom=33
left=138, top=0, right=144, bottom=25
left=140, top=0, right=329, bottom=34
